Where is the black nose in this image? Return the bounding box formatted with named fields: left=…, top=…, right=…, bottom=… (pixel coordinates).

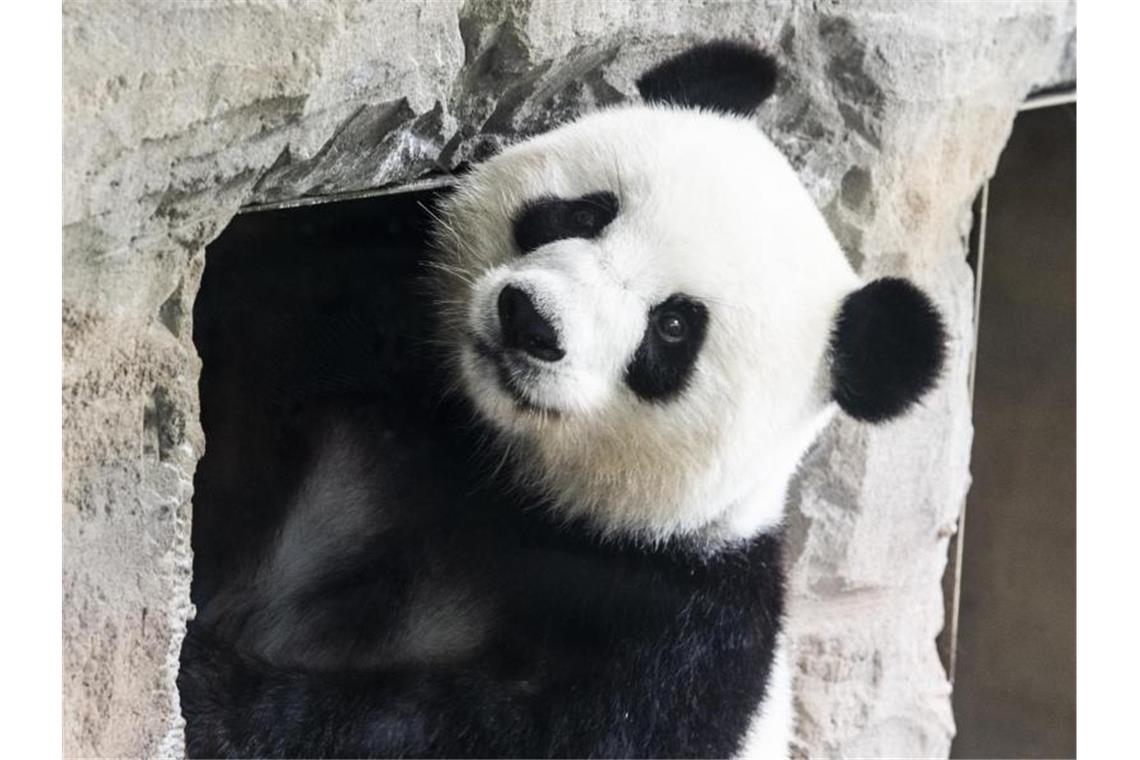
left=497, top=285, right=565, bottom=362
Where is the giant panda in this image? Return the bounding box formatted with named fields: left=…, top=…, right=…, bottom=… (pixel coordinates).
left=179, top=41, right=946, bottom=758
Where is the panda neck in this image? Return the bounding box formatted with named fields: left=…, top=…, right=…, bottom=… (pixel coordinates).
left=712, top=476, right=795, bottom=543
left=708, top=406, right=839, bottom=545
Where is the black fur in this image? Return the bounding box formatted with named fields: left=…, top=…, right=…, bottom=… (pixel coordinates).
left=625, top=294, right=709, bottom=402
left=636, top=40, right=779, bottom=117
left=513, top=191, right=619, bottom=254
left=829, top=277, right=947, bottom=422
left=179, top=397, right=785, bottom=757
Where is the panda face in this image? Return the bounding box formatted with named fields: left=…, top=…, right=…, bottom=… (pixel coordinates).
left=431, top=104, right=871, bottom=543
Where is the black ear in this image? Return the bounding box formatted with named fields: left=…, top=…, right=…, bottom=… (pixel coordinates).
left=635, top=40, right=779, bottom=117
left=829, top=278, right=947, bottom=423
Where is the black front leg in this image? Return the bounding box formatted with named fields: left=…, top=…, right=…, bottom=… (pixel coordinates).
left=179, top=616, right=762, bottom=759
left=179, top=623, right=549, bottom=758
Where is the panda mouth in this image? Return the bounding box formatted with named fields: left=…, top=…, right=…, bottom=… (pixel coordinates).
left=471, top=338, right=562, bottom=417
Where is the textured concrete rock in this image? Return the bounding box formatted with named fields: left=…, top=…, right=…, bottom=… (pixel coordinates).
left=63, top=1, right=1074, bottom=757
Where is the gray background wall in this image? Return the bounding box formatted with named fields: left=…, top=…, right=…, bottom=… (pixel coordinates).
left=62, top=2, right=1075, bottom=756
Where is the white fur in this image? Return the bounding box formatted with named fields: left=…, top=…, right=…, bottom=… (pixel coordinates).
left=738, top=636, right=794, bottom=759
left=433, top=104, right=859, bottom=543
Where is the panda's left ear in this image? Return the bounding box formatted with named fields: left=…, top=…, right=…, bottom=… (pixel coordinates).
left=829, top=278, right=947, bottom=423
left=636, top=40, right=779, bottom=117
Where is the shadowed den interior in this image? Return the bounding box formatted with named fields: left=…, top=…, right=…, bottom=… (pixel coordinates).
left=188, top=188, right=455, bottom=609
left=950, top=103, right=1076, bottom=758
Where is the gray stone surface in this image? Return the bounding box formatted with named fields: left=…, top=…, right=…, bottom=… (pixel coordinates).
left=63, top=1, right=1075, bottom=757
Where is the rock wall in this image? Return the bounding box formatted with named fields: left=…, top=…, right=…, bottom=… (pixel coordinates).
left=62, top=1, right=1075, bottom=757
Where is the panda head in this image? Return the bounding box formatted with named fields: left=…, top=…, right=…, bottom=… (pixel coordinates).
left=431, top=42, right=945, bottom=543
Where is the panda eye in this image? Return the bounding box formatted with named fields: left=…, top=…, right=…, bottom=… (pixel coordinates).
left=570, top=208, right=597, bottom=230
left=512, top=192, right=619, bottom=254
left=655, top=311, right=688, bottom=343
left=626, top=294, right=710, bottom=402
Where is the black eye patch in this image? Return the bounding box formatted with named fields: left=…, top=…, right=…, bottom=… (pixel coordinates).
left=512, top=192, right=619, bottom=254
left=625, top=295, right=709, bottom=403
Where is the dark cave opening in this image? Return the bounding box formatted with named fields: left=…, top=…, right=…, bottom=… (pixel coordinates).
left=188, top=187, right=452, bottom=610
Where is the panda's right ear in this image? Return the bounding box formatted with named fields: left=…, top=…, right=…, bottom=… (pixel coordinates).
left=829, top=278, right=947, bottom=423
left=636, top=40, right=779, bottom=117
